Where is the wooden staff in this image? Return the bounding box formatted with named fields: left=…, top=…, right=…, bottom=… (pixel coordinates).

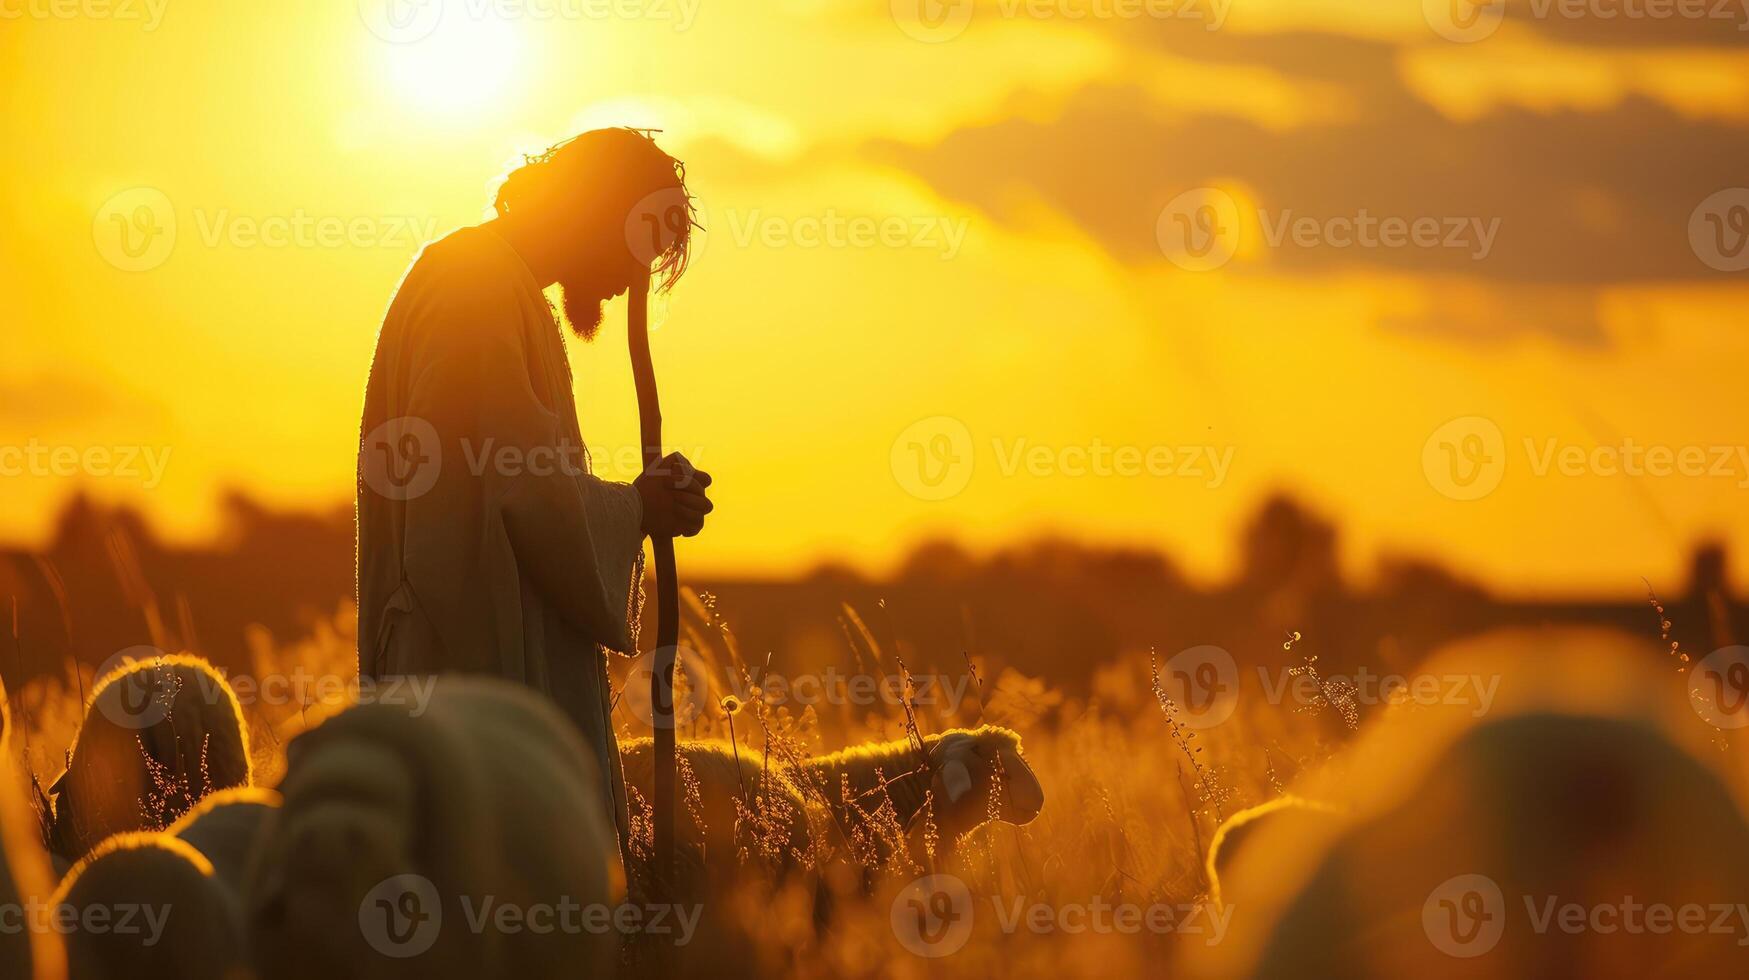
left=626, top=268, right=677, bottom=896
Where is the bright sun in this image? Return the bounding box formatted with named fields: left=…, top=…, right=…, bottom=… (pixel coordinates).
left=383, top=14, right=522, bottom=114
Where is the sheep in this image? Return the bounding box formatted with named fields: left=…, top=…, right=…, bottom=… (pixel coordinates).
left=167, top=785, right=281, bottom=900
left=1237, top=713, right=1749, bottom=980
left=0, top=687, right=65, bottom=980
left=47, top=653, right=252, bottom=862
left=245, top=676, right=617, bottom=980
left=801, top=726, right=1045, bottom=846
left=1203, top=795, right=1338, bottom=912
left=49, top=831, right=248, bottom=980
left=619, top=725, right=1046, bottom=882
left=618, top=736, right=814, bottom=888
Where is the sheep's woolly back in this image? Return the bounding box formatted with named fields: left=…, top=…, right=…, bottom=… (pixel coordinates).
left=51, top=831, right=245, bottom=980
left=800, top=732, right=937, bottom=824
left=247, top=677, right=615, bottom=980
left=1241, top=713, right=1749, bottom=980
left=49, top=653, right=251, bottom=860
left=168, top=786, right=282, bottom=897
left=1205, top=795, right=1338, bottom=910
left=620, top=737, right=812, bottom=884
left=619, top=727, right=1043, bottom=895
left=801, top=726, right=1041, bottom=836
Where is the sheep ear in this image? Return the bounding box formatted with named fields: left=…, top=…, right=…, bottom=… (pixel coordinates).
left=938, top=759, right=973, bottom=805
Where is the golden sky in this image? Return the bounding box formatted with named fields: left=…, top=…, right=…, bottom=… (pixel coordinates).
left=3, top=0, right=1748, bottom=595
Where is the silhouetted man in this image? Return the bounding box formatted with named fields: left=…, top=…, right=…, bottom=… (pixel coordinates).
left=356, top=129, right=710, bottom=858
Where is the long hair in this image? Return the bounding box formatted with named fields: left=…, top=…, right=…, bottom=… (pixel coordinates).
left=493, top=127, right=699, bottom=293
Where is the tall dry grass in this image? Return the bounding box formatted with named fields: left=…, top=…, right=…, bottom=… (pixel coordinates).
left=6, top=581, right=1746, bottom=979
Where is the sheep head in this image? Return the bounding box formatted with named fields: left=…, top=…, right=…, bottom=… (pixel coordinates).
left=53, top=832, right=248, bottom=980
left=247, top=739, right=427, bottom=978
left=924, top=726, right=1045, bottom=835
left=49, top=654, right=252, bottom=861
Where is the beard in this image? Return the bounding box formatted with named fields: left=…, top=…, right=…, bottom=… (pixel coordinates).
left=557, top=279, right=610, bottom=341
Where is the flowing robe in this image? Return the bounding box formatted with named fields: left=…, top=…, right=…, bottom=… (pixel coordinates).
left=356, top=224, right=643, bottom=856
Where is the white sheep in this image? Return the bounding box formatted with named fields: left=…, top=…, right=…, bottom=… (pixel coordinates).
left=0, top=688, right=64, bottom=980
left=1241, top=713, right=1749, bottom=979
left=619, top=736, right=813, bottom=887
left=1203, top=795, right=1338, bottom=912
left=167, top=785, right=281, bottom=900
left=50, top=831, right=248, bottom=980
left=804, top=725, right=1045, bottom=846
left=620, top=725, right=1046, bottom=881
left=47, top=653, right=252, bottom=862
left=245, top=676, right=617, bottom=980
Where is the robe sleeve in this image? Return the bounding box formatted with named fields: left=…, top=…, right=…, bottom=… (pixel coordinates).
left=575, top=474, right=644, bottom=655
left=409, top=259, right=642, bottom=655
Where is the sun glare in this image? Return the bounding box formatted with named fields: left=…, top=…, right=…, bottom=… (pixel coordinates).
left=382, top=14, right=523, bottom=114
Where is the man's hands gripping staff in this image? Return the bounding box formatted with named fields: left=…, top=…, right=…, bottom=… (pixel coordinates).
left=635, top=451, right=713, bottom=538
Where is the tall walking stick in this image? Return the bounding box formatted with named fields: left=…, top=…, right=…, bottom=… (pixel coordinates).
left=626, top=268, right=677, bottom=896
